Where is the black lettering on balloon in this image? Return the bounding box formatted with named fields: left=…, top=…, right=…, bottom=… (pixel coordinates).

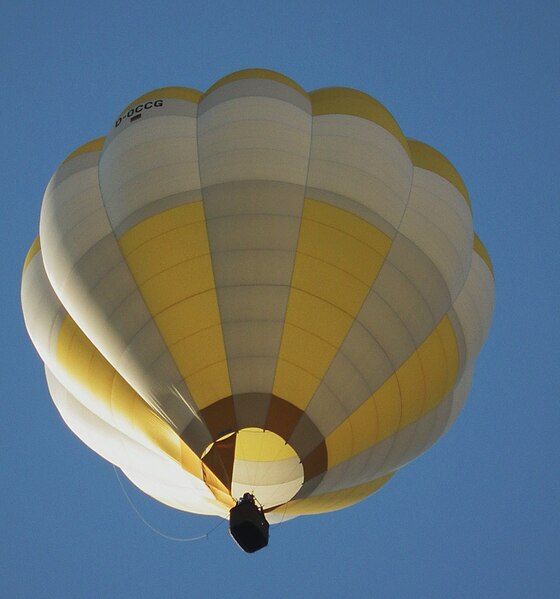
left=114, top=99, right=164, bottom=128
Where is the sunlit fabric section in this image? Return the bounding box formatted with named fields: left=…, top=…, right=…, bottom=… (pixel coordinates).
left=39, top=101, right=211, bottom=443
left=198, top=72, right=312, bottom=404
left=22, top=244, right=231, bottom=515
left=45, top=369, right=227, bottom=515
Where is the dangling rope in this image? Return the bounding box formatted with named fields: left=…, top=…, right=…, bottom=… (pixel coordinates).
left=113, top=466, right=227, bottom=542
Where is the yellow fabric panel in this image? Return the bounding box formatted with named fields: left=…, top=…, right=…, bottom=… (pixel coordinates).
left=284, top=289, right=352, bottom=347
left=408, top=139, right=471, bottom=209
left=310, top=87, right=409, bottom=157
left=204, top=68, right=308, bottom=98
left=298, top=219, right=386, bottom=285
left=123, top=87, right=203, bottom=112
left=154, top=291, right=221, bottom=345
left=119, top=202, right=205, bottom=254
left=62, top=137, right=105, bottom=164
left=124, top=221, right=210, bottom=286
left=118, top=203, right=231, bottom=410
left=474, top=234, right=494, bottom=277
left=274, top=200, right=390, bottom=410
left=55, top=315, right=205, bottom=482
left=138, top=255, right=216, bottom=314
left=170, top=325, right=227, bottom=378
left=22, top=237, right=41, bottom=274
left=304, top=198, right=393, bottom=255
left=272, top=360, right=322, bottom=411
left=277, top=324, right=338, bottom=382
left=291, top=253, right=370, bottom=314
left=235, top=428, right=297, bottom=462
left=275, top=473, right=394, bottom=517
left=417, top=316, right=459, bottom=412
left=182, top=361, right=231, bottom=410
left=326, top=316, right=460, bottom=468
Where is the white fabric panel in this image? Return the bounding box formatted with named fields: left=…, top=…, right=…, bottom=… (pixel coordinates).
left=232, top=456, right=303, bottom=487
left=453, top=252, right=496, bottom=359
left=21, top=251, right=65, bottom=363
left=121, top=467, right=227, bottom=516
left=197, top=97, right=312, bottom=186
left=307, top=115, right=412, bottom=229
left=45, top=368, right=224, bottom=516
left=400, top=168, right=473, bottom=301
left=232, top=455, right=303, bottom=509
left=100, top=104, right=201, bottom=231
left=39, top=150, right=202, bottom=435
left=40, top=157, right=112, bottom=289
left=444, top=364, right=475, bottom=434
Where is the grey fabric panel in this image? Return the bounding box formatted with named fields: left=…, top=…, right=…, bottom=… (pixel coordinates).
left=221, top=321, right=282, bottom=395
left=233, top=393, right=272, bottom=430
left=206, top=214, right=300, bottom=252
left=202, top=180, right=305, bottom=219
left=51, top=149, right=101, bottom=183
left=198, top=78, right=311, bottom=116
left=180, top=417, right=215, bottom=455
left=304, top=322, right=396, bottom=437
left=211, top=249, right=296, bottom=287
left=370, top=255, right=435, bottom=347
left=288, top=413, right=330, bottom=460
left=221, top=321, right=284, bottom=357
left=383, top=232, right=452, bottom=328
left=355, top=290, right=417, bottom=368
left=217, top=285, right=290, bottom=322
left=290, top=474, right=324, bottom=501
left=399, top=202, right=470, bottom=302
left=299, top=382, right=349, bottom=439
left=314, top=352, right=372, bottom=416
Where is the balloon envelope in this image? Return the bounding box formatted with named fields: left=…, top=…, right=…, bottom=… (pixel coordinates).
left=22, top=69, right=494, bottom=522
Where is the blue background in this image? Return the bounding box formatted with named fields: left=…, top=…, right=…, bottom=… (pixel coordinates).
left=2, top=2, right=559, bottom=597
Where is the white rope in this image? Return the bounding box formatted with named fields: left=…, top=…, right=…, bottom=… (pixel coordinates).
left=113, top=466, right=226, bottom=542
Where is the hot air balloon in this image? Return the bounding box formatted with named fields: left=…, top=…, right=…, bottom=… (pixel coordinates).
left=21, top=69, right=494, bottom=552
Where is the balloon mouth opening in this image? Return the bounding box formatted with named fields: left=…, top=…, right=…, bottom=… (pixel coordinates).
left=202, top=428, right=304, bottom=509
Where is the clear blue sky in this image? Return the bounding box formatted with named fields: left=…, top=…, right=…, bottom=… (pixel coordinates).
left=2, top=1, right=559, bottom=597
